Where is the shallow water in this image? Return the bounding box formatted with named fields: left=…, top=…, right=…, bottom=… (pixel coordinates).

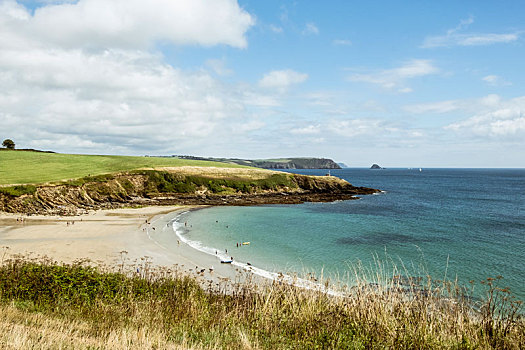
left=176, top=168, right=525, bottom=299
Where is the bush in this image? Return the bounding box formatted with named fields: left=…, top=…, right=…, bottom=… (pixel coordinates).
left=0, top=257, right=522, bottom=349
left=0, top=185, right=37, bottom=197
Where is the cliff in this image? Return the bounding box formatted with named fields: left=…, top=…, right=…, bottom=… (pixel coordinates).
left=0, top=168, right=379, bottom=215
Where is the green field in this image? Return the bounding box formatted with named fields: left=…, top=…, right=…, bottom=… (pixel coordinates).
left=0, top=150, right=245, bottom=186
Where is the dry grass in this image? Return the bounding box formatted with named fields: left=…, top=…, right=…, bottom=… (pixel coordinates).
left=0, top=304, right=197, bottom=349
left=0, top=255, right=523, bottom=349
left=151, top=166, right=282, bottom=181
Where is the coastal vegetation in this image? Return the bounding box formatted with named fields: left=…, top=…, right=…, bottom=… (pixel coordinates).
left=0, top=255, right=522, bottom=349
left=0, top=151, right=377, bottom=215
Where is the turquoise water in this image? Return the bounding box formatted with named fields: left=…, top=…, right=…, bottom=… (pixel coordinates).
left=177, top=168, right=524, bottom=299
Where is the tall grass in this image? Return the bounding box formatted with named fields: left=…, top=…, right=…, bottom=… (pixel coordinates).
left=0, top=254, right=523, bottom=349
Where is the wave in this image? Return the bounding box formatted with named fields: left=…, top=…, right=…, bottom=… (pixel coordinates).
left=171, top=210, right=343, bottom=296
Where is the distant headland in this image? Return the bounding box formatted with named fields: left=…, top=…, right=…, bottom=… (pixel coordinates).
left=176, top=156, right=342, bottom=169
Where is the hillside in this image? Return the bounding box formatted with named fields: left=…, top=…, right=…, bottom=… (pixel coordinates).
left=0, top=150, right=245, bottom=186
left=0, top=151, right=378, bottom=214
left=178, top=156, right=342, bottom=169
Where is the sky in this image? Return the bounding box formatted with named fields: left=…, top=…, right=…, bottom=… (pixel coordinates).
left=0, top=0, right=524, bottom=167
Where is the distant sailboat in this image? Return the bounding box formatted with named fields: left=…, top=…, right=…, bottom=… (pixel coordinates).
left=419, top=168, right=422, bottom=172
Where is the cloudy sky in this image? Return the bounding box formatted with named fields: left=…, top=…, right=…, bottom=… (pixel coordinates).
left=1, top=0, right=524, bottom=167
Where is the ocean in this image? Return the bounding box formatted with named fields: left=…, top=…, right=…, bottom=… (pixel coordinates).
left=174, top=168, right=524, bottom=299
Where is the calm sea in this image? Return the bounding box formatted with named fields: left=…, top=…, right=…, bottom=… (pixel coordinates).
left=175, top=168, right=524, bottom=299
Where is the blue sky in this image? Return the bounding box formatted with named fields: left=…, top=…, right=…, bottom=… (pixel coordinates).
left=1, top=0, right=524, bottom=167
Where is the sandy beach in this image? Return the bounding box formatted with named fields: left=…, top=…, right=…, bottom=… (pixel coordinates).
left=0, top=206, right=251, bottom=288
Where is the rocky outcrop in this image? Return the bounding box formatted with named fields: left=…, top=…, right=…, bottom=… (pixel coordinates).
left=370, top=164, right=383, bottom=169
left=0, top=171, right=379, bottom=215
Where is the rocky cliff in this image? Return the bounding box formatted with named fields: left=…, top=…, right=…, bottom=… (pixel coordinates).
left=0, top=169, right=379, bottom=215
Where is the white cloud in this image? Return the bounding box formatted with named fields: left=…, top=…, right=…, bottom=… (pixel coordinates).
left=422, top=17, right=519, bottom=48
left=482, top=75, right=511, bottom=86
left=269, top=24, right=283, bottom=33
left=445, top=96, right=525, bottom=138
left=233, top=120, right=266, bottom=134
left=333, top=39, right=352, bottom=46
left=205, top=58, right=233, bottom=76
left=398, top=87, right=413, bottom=93
left=347, top=59, right=439, bottom=93
left=406, top=94, right=525, bottom=139
left=327, top=119, right=383, bottom=137
left=302, top=22, right=319, bottom=35
left=241, top=91, right=281, bottom=107
left=290, top=125, right=321, bottom=135
left=0, top=0, right=269, bottom=155
left=404, top=100, right=462, bottom=114
left=405, top=94, right=504, bottom=115
left=2, top=0, right=255, bottom=50
left=259, top=69, right=308, bottom=90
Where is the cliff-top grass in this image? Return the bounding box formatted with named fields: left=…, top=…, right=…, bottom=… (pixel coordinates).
left=0, top=150, right=247, bottom=186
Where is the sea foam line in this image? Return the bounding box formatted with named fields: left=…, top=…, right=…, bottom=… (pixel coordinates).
left=171, top=211, right=343, bottom=297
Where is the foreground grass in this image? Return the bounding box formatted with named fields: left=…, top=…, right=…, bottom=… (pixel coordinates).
left=0, top=151, right=245, bottom=186
left=0, top=257, right=523, bottom=349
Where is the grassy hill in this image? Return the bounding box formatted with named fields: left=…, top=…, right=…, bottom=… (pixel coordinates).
left=0, top=150, right=378, bottom=215
left=0, top=150, right=245, bottom=186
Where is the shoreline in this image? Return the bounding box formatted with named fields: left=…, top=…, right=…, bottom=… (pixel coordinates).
left=0, top=206, right=255, bottom=290
left=0, top=204, right=342, bottom=295
left=171, top=207, right=344, bottom=295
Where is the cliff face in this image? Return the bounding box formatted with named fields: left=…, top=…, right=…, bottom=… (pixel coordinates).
left=0, top=170, right=378, bottom=215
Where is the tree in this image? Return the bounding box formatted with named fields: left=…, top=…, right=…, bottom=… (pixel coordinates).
left=2, top=139, right=15, bottom=149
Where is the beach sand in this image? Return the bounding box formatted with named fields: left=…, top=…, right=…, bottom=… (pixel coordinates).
left=0, top=206, right=252, bottom=289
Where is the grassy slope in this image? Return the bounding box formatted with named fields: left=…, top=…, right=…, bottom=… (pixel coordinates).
left=0, top=259, right=522, bottom=349
left=0, top=151, right=246, bottom=186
